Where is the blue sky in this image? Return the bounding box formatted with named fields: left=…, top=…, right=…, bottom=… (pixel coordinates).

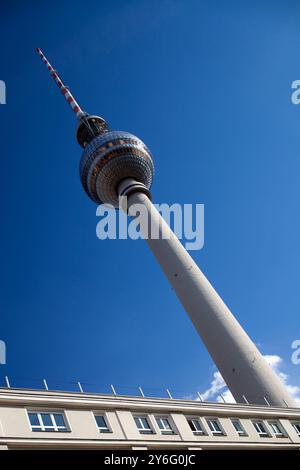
left=0, top=0, right=300, bottom=400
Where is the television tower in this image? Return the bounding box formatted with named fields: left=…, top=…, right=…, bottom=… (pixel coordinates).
left=36, top=48, right=296, bottom=407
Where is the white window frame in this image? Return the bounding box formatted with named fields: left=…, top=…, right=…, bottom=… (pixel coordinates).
left=206, top=418, right=225, bottom=436
left=186, top=417, right=206, bottom=435
left=93, top=413, right=112, bottom=433
left=27, top=410, right=69, bottom=432
left=133, top=415, right=155, bottom=434
left=268, top=421, right=286, bottom=438
left=155, top=415, right=176, bottom=435
left=231, top=418, right=247, bottom=436
left=292, top=422, right=300, bottom=436
left=252, top=420, right=270, bottom=437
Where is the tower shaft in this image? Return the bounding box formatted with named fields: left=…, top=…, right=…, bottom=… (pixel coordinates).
left=119, top=179, right=296, bottom=407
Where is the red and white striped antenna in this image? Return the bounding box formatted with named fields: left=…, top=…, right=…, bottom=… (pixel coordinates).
left=36, top=48, right=85, bottom=119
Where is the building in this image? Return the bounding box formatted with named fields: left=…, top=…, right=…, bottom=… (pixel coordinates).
left=0, top=387, right=299, bottom=450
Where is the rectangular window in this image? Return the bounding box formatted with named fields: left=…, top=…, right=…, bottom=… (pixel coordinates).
left=155, top=416, right=175, bottom=435
left=134, top=416, right=154, bottom=434
left=292, top=422, right=300, bottom=436
left=187, top=417, right=205, bottom=435
left=252, top=421, right=269, bottom=437
left=268, top=421, right=285, bottom=437
left=231, top=419, right=247, bottom=436
left=206, top=418, right=225, bottom=435
left=28, top=411, right=68, bottom=432
left=94, top=414, right=111, bottom=433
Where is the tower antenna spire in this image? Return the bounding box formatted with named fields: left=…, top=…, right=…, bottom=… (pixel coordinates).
left=36, top=48, right=85, bottom=119
left=36, top=47, right=109, bottom=147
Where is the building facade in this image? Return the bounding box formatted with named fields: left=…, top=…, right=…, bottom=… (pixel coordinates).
left=0, top=388, right=299, bottom=450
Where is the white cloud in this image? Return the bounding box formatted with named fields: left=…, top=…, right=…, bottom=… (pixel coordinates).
left=201, top=354, right=300, bottom=405
left=200, top=370, right=231, bottom=402
left=216, top=388, right=235, bottom=404
left=264, top=355, right=300, bottom=405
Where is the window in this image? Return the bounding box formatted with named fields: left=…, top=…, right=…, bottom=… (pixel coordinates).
left=94, top=414, right=111, bottom=433
left=206, top=418, right=225, bottom=436
left=28, top=411, right=68, bottom=432
left=231, top=419, right=247, bottom=436
left=292, top=422, right=300, bottom=436
left=134, top=416, right=154, bottom=434
left=268, top=421, right=285, bottom=437
left=187, top=417, right=206, bottom=435
left=252, top=421, right=269, bottom=437
left=155, top=416, right=175, bottom=435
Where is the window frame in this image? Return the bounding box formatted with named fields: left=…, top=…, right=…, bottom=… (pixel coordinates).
left=155, top=415, right=176, bottom=435
left=93, top=412, right=112, bottom=433
left=186, top=416, right=207, bottom=435
left=26, top=410, right=70, bottom=433
left=252, top=420, right=270, bottom=437
left=268, top=421, right=286, bottom=438
left=133, top=415, right=155, bottom=434
left=231, top=418, right=248, bottom=437
left=206, top=417, right=226, bottom=436
left=292, top=422, right=300, bottom=436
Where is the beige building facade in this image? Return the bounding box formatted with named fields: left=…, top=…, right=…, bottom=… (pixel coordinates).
left=0, top=388, right=299, bottom=449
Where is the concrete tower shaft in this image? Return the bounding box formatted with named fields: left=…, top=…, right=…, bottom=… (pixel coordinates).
left=119, top=179, right=297, bottom=408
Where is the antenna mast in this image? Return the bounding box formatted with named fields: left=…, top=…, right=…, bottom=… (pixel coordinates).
left=36, top=48, right=85, bottom=119
left=36, top=48, right=109, bottom=147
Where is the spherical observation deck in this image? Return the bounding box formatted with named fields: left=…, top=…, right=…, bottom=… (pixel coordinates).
left=79, top=130, right=154, bottom=207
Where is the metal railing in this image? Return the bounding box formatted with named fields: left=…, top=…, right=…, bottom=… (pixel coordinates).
left=0, top=375, right=288, bottom=407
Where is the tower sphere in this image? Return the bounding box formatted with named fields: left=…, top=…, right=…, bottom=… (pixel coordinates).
left=79, top=130, right=154, bottom=207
